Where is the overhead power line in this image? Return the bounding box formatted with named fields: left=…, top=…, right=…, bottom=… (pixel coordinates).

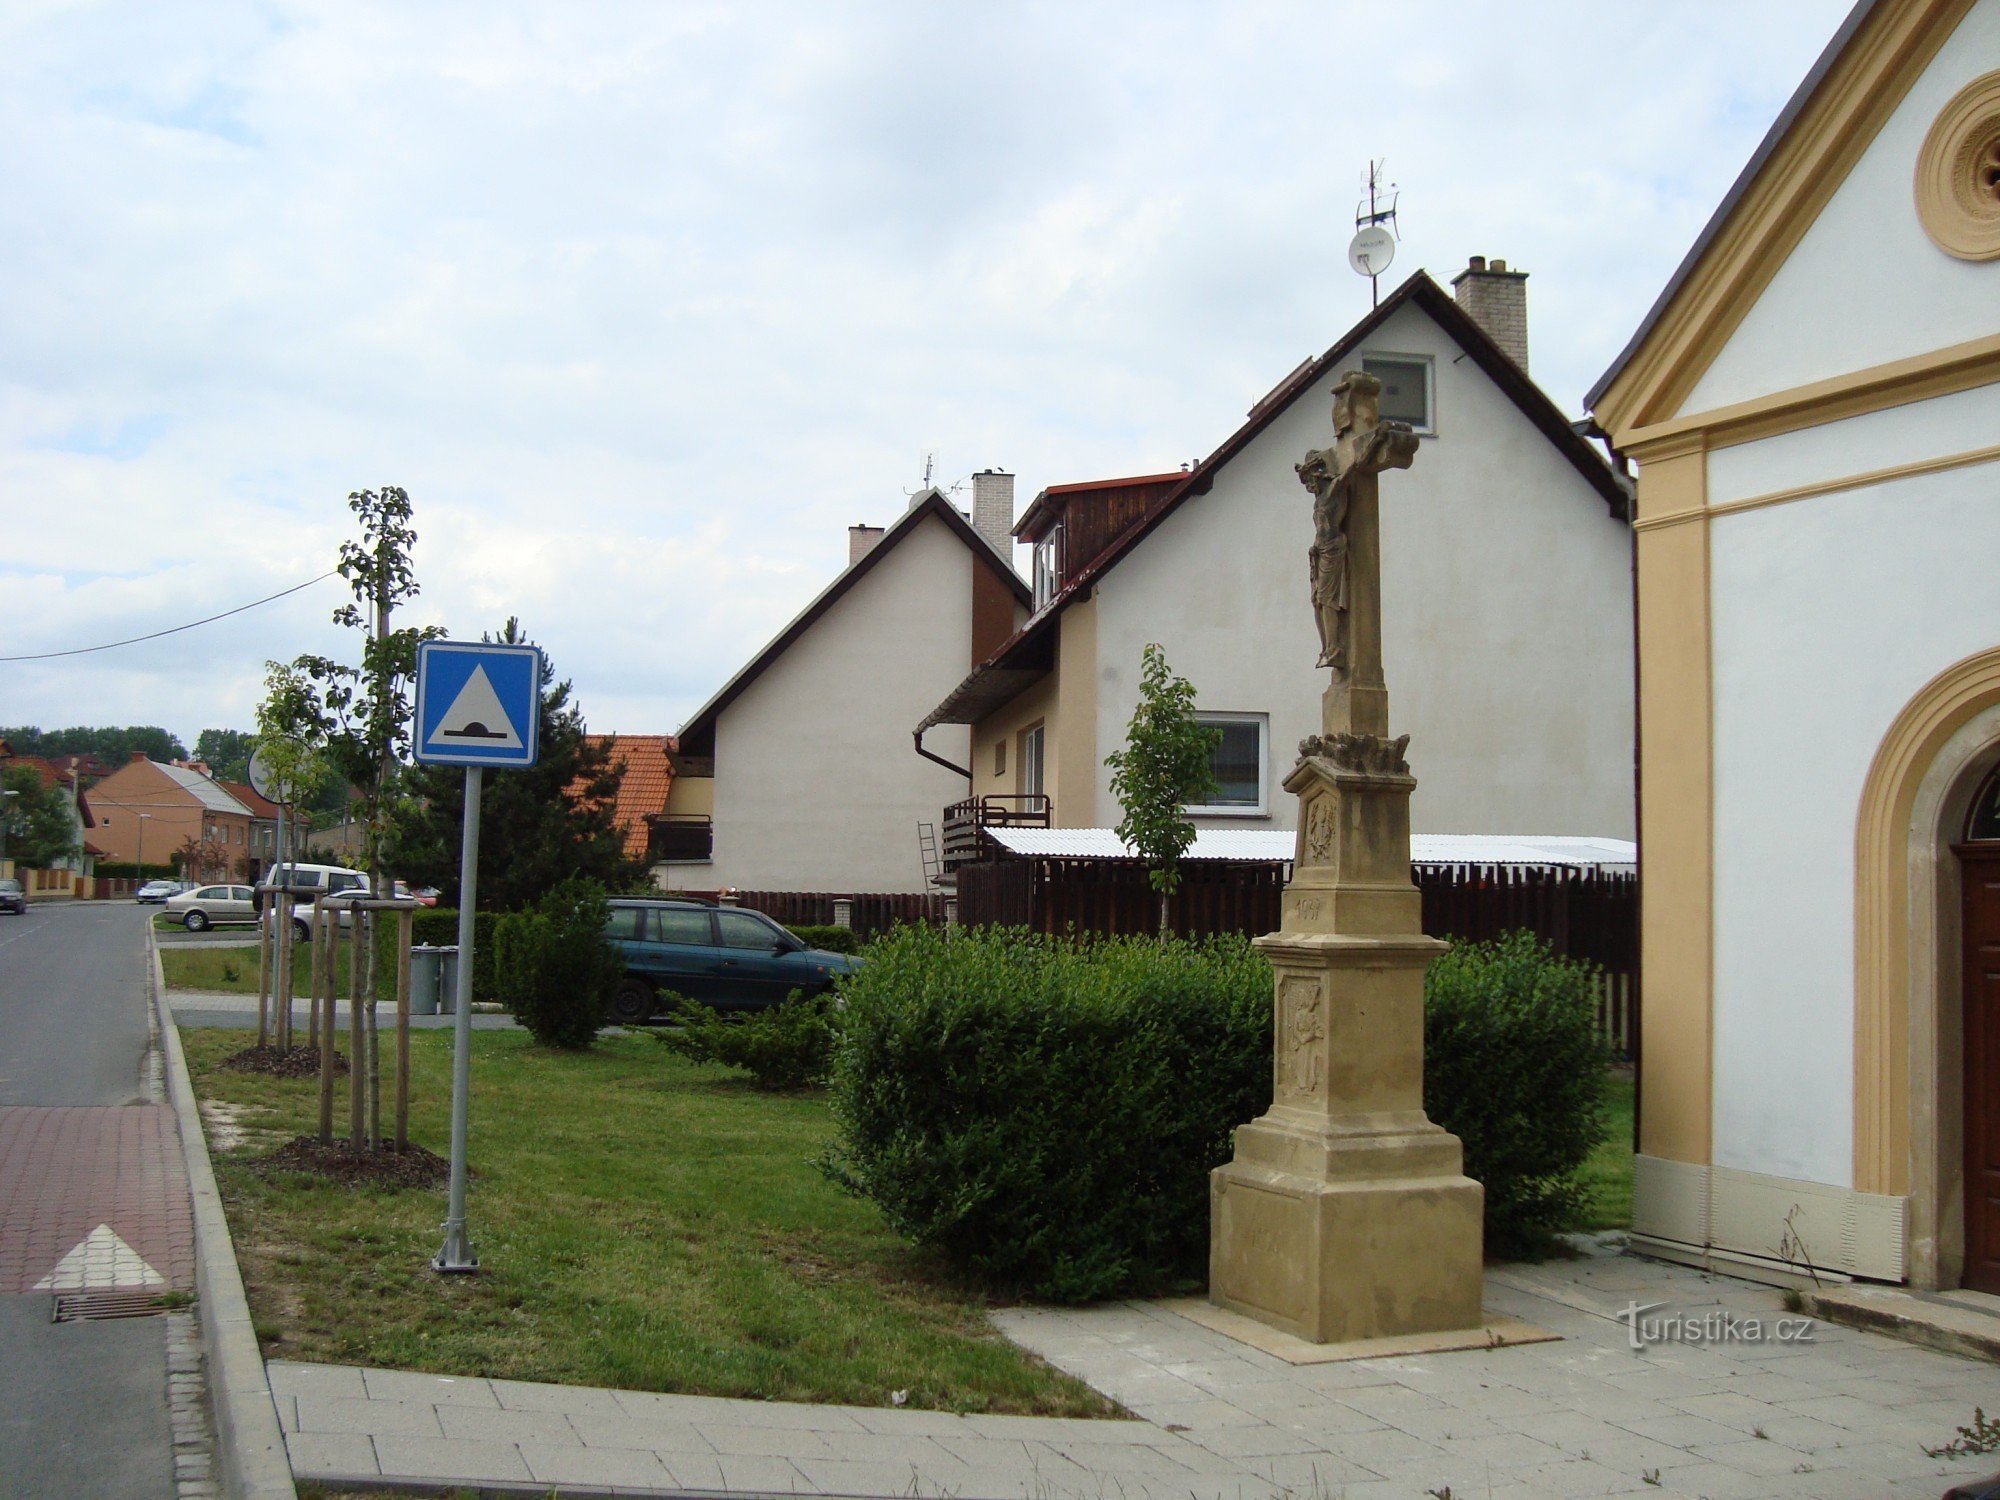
left=0, top=570, right=341, bottom=663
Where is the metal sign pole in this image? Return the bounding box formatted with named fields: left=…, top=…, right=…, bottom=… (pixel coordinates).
left=434, top=763, right=482, bottom=1272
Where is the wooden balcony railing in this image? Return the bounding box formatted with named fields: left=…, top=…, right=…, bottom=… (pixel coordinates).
left=942, top=794, right=1051, bottom=870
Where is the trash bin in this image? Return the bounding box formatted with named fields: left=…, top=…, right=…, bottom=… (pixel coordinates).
left=437, top=946, right=461, bottom=1016
left=408, top=946, right=443, bottom=1015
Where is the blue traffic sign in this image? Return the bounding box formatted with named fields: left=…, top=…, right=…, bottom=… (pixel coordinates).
left=414, top=641, right=542, bottom=768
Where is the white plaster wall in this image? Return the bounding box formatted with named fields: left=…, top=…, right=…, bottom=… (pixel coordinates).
left=1709, top=444, right=2000, bottom=1188
left=1090, top=300, right=1636, bottom=839
left=708, top=513, right=977, bottom=891
left=1681, top=0, right=2000, bottom=416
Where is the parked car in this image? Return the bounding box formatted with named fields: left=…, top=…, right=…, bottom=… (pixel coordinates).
left=135, top=879, right=181, bottom=904
left=602, top=899, right=858, bottom=1024
left=166, top=884, right=260, bottom=932
left=0, top=879, right=25, bottom=915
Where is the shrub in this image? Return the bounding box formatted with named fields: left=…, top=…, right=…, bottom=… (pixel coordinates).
left=822, top=924, right=1270, bottom=1302
left=655, top=991, right=840, bottom=1090
left=786, top=924, right=863, bottom=955
left=1424, top=931, right=1611, bottom=1258
left=493, top=878, right=622, bottom=1049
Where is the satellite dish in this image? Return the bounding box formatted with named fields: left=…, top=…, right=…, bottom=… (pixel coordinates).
left=247, top=741, right=297, bottom=804
left=1348, top=226, right=1396, bottom=277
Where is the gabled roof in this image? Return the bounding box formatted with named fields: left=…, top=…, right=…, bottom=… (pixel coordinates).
left=677, top=488, right=1031, bottom=757
left=152, top=760, right=253, bottom=816
left=1586, top=0, right=1969, bottom=434
left=219, top=780, right=281, bottom=821
left=921, top=270, right=1627, bottom=729
left=579, top=733, right=677, bottom=860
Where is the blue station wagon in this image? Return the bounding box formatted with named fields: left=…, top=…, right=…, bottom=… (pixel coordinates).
left=604, top=899, right=857, bottom=1024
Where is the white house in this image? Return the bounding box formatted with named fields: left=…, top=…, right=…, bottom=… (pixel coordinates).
left=663, top=482, right=1030, bottom=893
left=1587, top=0, right=2000, bottom=1293
left=920, top=265, right=1636, bottom=851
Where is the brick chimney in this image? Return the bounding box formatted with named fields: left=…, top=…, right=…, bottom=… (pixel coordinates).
left=970, top=469, right=1015, bottom=559
left=1450, top=256, right=1529, bottom=373
left=847, top=524, right=886, bottom=565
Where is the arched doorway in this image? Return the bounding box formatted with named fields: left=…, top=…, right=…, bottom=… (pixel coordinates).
left=1956, top=764, right=2000, bottom=1294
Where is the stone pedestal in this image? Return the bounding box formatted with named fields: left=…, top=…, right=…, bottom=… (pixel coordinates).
left=1209, top=738, right=1484, bottom=1345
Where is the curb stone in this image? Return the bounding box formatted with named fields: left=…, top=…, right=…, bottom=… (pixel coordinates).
left=151, top=921, right=299, bottom=1499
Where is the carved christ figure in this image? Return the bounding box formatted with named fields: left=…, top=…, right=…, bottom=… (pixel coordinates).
left=1295, top=372, right=1419, bottom=674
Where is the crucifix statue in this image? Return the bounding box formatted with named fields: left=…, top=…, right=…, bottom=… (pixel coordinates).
left=1295, top=371, right=1418, bottom=684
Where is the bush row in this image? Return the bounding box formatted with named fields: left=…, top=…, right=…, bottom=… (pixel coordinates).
left=817, top=925, right=1610, bottom=1301
left=821, top=925, right=1272, bottom=1303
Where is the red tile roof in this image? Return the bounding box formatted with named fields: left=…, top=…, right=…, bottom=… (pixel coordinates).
left=579, top=735, right=676, bottom=860
left=219, top=780, right=282, bottom=821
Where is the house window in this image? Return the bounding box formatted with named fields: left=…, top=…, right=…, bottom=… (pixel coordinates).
left=1032, top=524, right=1064, bottom=610
left=1362, top=355, right=1434, bottom=434
left=992, top=739, right=1007, bottom=777
left=1187, top=714, right=1267, bottom=815
left=1019, top=724, right=1045, bottom=799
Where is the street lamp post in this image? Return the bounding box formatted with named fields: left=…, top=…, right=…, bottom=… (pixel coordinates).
left=136, top=812, right=153, bottom=877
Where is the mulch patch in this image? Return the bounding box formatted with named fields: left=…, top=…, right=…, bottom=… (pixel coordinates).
left=253, top=1136, right=452, bottom=1189
left=220, top=1044, right=348, bottom=1079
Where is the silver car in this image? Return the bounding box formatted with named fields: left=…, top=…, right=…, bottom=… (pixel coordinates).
left=165, top=884, right=258, bottom=932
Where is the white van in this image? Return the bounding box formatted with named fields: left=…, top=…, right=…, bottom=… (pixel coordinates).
left=258, top=863, right=369, bottom=940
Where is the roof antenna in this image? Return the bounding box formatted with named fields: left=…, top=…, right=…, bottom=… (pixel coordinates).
left=1349, top=159, right=1399, bottom=309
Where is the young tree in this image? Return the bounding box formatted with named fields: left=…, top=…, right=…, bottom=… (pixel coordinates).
left=0, top=764, right=81, bottom=868
left=1104, top=644, right=1219, bottom=936
left=386, top=619, right=641, bottom=911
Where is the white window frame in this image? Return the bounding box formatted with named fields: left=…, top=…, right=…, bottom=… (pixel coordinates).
left=1032, top=523, right=1064, bottom=611
left=1019, top=723, right=1046, bottom=799
left=1186, top=712, right=1268, bottom=817
left=1360, top=352, right=1436, bottom=437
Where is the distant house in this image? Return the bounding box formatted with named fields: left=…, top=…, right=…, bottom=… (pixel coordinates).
left=663, top=481, right=1031, bottom=893
left=920, top=264, right=1635, bottom=868
left=576, top=733, right=677, bottom=865
left=0, top=745, right=99, bottom=873
left=86, top=753, right=258, bottom=876
left=1587, top=0, right=2000, bottom=1292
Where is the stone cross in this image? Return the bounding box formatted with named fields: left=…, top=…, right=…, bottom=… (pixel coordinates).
left=1295, top=371, right=1418, bottom=739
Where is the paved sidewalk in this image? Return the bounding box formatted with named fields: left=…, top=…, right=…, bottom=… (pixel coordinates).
left=0, top=1105, right=193, bottom=1294
left=273, top=1249, right=2000, bottom=1499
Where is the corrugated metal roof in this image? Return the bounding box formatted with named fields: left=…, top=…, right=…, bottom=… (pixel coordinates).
left=987, top=827, right=1634, bottom=870
left=155, top=762, right=252, bottom=816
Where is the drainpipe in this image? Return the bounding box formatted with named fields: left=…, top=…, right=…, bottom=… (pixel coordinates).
left=912, top=725, right=972, bottom=782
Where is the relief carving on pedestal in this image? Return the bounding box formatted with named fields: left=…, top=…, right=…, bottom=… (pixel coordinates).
left=1304, top=799, right=1335, bottom=863
left=1278, top=976, right=1325, bottom=1098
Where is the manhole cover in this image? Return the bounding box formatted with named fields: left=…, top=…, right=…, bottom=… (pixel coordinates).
left=51, top=1289, right=175, bottom=1323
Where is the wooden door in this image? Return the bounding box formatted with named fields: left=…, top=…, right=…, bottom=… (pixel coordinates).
left=1959, top=847, right=2000, bottom=1293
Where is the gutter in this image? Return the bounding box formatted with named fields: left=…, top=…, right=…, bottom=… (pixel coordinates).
left=912, top=726, right=972, bottom=782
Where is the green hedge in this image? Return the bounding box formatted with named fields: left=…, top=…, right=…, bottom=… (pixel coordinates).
left=822, top=925, right=1271, bottom=1302
left=786, top=924, right=864, bottom=955
left=1425, top=932, right=1611, bottom=1258
left=410, top=908, right=499, bottom=1002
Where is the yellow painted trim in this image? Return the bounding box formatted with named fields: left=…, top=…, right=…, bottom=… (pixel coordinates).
left=1853, top=648, right=2000, bottom=1197
left=1053, top=594, right=1099, bottom=828
left=1621, top=332, right=2000, bottom=458
left=1634, top=439, right=2000, bottom=533
left=1915, top=68, right=2000, bottom=260
left=1632, top=447, right=1713, bottom=1167
left=1594, top=0, right=1977, bottom=438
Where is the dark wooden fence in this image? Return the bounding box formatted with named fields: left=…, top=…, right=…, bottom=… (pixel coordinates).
left=728, top=889, right=945, bottom=935
left=957, top=856, right=1639, bottom=1056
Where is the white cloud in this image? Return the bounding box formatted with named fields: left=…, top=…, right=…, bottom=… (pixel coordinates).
left=0, top=0, right=1851, bottom=746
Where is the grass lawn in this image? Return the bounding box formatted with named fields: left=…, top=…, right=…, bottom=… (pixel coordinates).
left=1578, top=1069, right=1636, bottom=1232
left=183, top=1027, right=1116, bottom=1416
left=162, top=944, right=339, bottom=995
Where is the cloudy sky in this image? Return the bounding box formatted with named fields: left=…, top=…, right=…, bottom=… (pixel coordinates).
left=1, top=0, right=1851, bottom=749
